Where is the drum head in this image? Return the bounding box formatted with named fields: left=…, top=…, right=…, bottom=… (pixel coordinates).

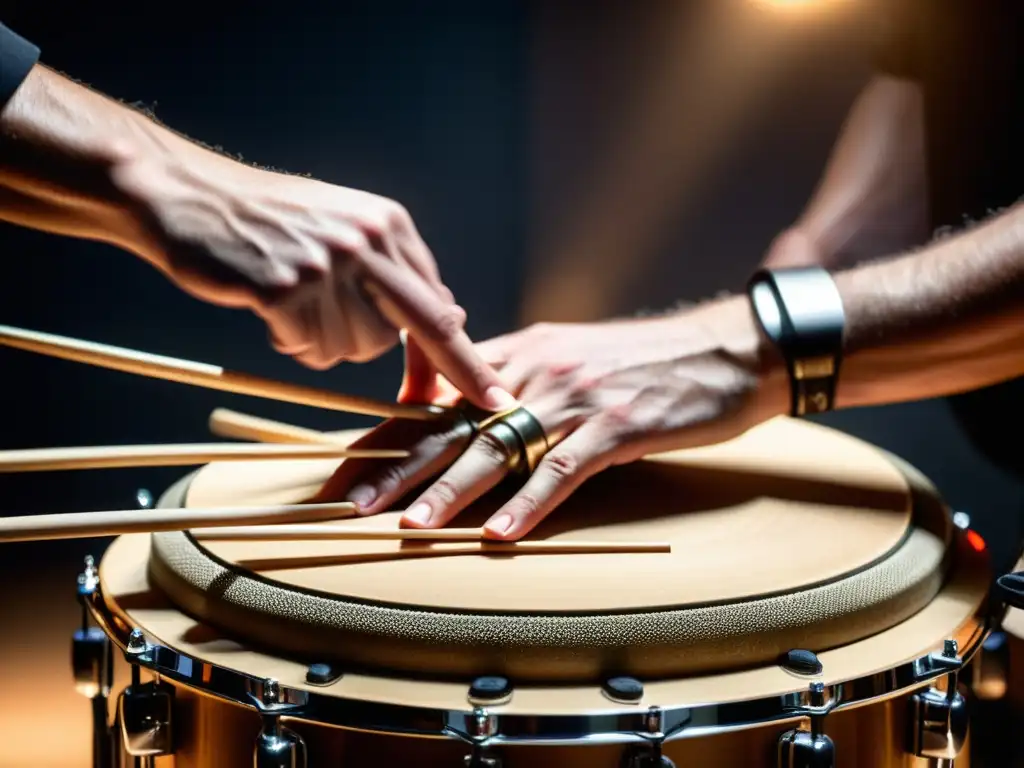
left=142, top=417, right=952, bottom=682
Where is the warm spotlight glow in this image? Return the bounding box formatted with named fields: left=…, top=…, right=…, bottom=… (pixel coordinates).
left=753, top=0, right=851, bottom=10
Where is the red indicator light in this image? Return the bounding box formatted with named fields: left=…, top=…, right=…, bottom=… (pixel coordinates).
left=966, top=529, right=986, bottom=552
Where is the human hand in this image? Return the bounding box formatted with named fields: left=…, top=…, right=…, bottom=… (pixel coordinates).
left=110, top=151, right=515, bottom=411
left=319, top=296, right=789, bottom=540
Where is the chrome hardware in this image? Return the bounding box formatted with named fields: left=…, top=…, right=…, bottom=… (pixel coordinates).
left=126, top=628, right=146, bottom=656
left=136, top=488, right=153, bottom=509
left=618, top=707, right=677, bottom=768
left=464, top=748, right=503, bottom=767
left=776, top=682, right=835, bottom=768
left=72, top=627, right=111, bottom=699
left=251, top=677, right=309, bottom=768
left=620, top=747, right=676, bottom=767
left=78, top=555, right=99, bottom=595
left=247, top=676, right=309, bottom=713
left=76, top=564, right=991, bottom=748
left=952, top=511, right=970, bottom=530
left=471, top=707, right=498, bottom=739
left=118, top=627, right=175, bottom=758
left=73, top=556, right=115, bottom=768
left=908, top=639, right=969, bottom=765
left=118, top=673, right=175, bottom=757
left=458, top=708, right=503, bottom=768
left=970, top=631, right=1007, bottom=700
left=254, top=713, right=307, bottom=768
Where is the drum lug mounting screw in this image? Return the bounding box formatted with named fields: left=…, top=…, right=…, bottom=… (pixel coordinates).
left=126, top=627, right=147, bottom=656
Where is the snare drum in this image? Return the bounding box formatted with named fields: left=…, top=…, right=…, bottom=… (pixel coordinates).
left=77, top=417, right=992, bottom=767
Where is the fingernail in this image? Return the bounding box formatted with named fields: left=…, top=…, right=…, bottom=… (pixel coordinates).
left=485, top=386, right=519, bottom=411
left=484, top=513, right=513, bottom=536
left=347, top=485, right=377, bottom=513
left=403, top=502, right=433, bottom=526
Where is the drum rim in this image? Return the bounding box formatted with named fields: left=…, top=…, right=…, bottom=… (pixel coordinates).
left=82, top=528, right=992, bottom=746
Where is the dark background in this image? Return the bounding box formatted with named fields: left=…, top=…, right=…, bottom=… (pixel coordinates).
left=1, top=1, right=1022, bottom=764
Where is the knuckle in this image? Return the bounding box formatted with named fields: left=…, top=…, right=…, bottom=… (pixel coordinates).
left=505, top=492, right=541, bottom=519
left=541, top=451, right=579, bottom=482
left=333, top=227, right=369, bottom=254
left=384, top=200, right=412, bottom=229
left=427, top=306, right=466, bottom=343
left=374, top=463, right=409, bottom=496
left=428, top=478, right=460, bottom=507
left=598, top=404, right=635, bottom=434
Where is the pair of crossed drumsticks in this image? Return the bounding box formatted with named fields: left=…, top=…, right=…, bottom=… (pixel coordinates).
left=0, top=324, right=670, bottom=555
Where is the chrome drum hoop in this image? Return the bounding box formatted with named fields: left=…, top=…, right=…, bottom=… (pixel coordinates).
left=79, top=537, right=992, bottom=750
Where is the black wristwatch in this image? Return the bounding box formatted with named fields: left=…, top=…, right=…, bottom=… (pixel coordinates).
left=746, top=266, right=846, bottom=417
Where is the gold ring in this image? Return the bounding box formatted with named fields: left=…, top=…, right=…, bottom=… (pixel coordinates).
left=479, top=405, right=549, bottom=473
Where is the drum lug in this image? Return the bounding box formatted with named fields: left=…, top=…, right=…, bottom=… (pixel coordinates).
left=619, top=706, right=677, bottom=768
left=619, top=747, right=676, bottom=768
left=908, top=639, right=969, bottom=764
left=776, top=682, right=835, bottom=768
left=117, top=628, right=176, bottom=759
left=253, top=678, right=308, bottom=768
left=461, top=706, right=502, bottom=768
left=464, top=750, right=502, bottom=768
left=255, top=714, right=307, bottom=768
left=72, top=555, right=117, bottom=768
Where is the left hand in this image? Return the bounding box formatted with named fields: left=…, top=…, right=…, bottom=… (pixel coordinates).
left=319, top=295, right=789, bottom=540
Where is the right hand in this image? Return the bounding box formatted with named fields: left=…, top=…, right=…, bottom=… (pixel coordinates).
left=110, top=149, right=516, bottom=411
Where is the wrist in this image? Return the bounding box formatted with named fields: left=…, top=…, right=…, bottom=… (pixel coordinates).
left=716, top=294, right=791, bottom=417
left=670, top=294, right=790, bottom=419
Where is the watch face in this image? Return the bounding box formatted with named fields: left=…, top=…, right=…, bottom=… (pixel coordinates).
left=749, top=281, right=783, bottom=341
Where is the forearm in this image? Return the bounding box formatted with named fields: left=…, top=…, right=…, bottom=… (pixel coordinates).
left=764, top=75, right=927, bottom=267
left=834, top=203, right=1024, bottom=408
left=0, top=65, right=176, bottom=243
left=0, top=63, right=245, bottom=250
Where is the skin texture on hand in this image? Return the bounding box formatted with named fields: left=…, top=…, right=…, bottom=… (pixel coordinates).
left=0, top=65, right=515, bottom=412
left=318, top=296, right=789, bottom=540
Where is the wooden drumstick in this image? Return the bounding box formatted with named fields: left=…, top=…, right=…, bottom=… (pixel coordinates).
left=191, top=524, right=672, bottom=553
left=0, top=442, right=408, bottom=473
left=208, top=408, right=339, bottom=445
left=0, top=324, right=449, bottom=421
left=193, top=525, right=487, bottom=541
left=0, top=502, right=357, bottom=543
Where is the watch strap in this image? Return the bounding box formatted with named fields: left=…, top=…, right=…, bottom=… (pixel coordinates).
left=747, top=266, right=846, bottom=417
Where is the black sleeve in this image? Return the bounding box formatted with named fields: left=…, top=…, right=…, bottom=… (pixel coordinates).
left=873, top=0, right=920, bottom=80
left=0, top=22, right=40, bottom=112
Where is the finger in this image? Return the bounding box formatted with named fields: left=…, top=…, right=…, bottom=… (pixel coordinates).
left=481, top=418, right=618, bottom=541
left=388, top=206, right=447, bottom=290
left=397, top=235, right=452, bottom=302
left=398, top=428, right=518, bottom=530
left=397, top=329, right=444, bottom=404
left=315, top=415, right=476, bottom=516
left=473, top=330, right=528, bottom=368
left=358, top=263, right=517, bottom=412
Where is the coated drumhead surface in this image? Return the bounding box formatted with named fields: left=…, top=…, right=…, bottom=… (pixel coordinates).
left=142, top=417, right=952, bottom=682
